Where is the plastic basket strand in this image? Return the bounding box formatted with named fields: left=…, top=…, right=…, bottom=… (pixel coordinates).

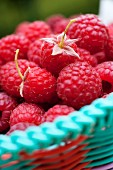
left=1, top=93, right=113, bottom=169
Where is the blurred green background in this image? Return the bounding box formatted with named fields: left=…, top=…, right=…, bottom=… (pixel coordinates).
left=0, top=0, right=99, bottom=38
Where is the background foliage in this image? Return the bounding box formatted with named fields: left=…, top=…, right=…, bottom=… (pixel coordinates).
left=0, top=0, right=99, bottom=37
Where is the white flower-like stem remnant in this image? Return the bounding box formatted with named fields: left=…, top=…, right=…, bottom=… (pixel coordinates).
left=41, top=32, right=80, bottom=58
left=15, top=49, right=30, bottom=97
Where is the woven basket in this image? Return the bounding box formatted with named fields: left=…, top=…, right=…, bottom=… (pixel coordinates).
left=1, top=93, right=113, bottom=170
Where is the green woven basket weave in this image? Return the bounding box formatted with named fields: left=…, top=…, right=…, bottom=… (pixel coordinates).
left=1, top=93, right=113, bottom=170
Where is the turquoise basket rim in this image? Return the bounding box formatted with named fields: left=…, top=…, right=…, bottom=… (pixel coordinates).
left=0, top=92, right=113, bottom=156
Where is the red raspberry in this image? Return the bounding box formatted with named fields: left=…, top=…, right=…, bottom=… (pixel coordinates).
left=10, top=102, right=44, bottom=126
left=102, top=94, right=108, bottom=98
left=107, top=23, right=113, bottom=36
left=53, top=19, right=69, bottom=34
left=93, top=51, right=107, bottom=64
left=7, top=122, right=35, bottom=135
left=21, top=21, right=52, bottom=42
left=23, top=67, right=57, bottom=103
left=42, top=104, right=75, bottom=122
left=105, top=35, right=113, bottom=60
left=96, top=61, right=113, bottom=94
left=57, top=61, right=102, bottom=109
left=0, top=92, right=17, bottom=133
left=27, top=34, right=56, bottom=67
left=77, top=48, right=97, bottom=66
left=40, top=33, right=79, bottom=77
left=0, top=34, right=30, bottom=63
left=67, top=14, right=109, bottom=54
left=0, top=59, right=4, bottom=67
left=27, top=39, right=43, bottom=66
left=0, top=60, right=37, bottom=97
left=69, top=14, right=81, bottom=19
left=46, top=14, right=65, bottom=32
left=15, top=21, right=30, bottom=34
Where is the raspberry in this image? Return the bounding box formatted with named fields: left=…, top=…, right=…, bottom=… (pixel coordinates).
left=69, top=14, right=81, bottom=19
left=0, top=34, right=30, bottom=63
left=27, top=34, right=56, bottom=67
left=0, top=59, right=4, bottom=67
left=93, top=51, right=107, bottom=64
left=39, top=91, right=60, bottom=111
left=77, top=48, right=97, bottom=66
left=0, top=60, right=37, bottom=97
left=57, top=61, right=102, bottom=109
left=15, top=21, right=30, bottom=34
left=6, top=122, right=35, bottom=135
left=0, top=92, right=17, bottom=133
left=42, top=105, right=75, bottom=122
left=21, top=21, right=52, bottom=42
left=53, top=19, right=69, bottom=34
left=67, top=14, right=109, bottom=54
left=102, top=94, right=108, bottom=98
left=96, top=61, right=113, bottom=94
left=105, top=35, right=113, bottom=60
left=23, top=67, right=57, bottom=103
left=10, top=102, right=44, bottom=126
left=107, top=23, right=113, bottom=36
left=40, top=33, right=79, bottom=77
left=46, top=14, right=65, bottom=32
left=27, top=39, right=43, bottom=66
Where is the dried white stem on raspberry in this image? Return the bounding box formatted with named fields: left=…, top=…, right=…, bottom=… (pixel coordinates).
left=15, top=49, right=24, bottom=80
left=59, top=18, right=76, bottom=47
left=42, top=32, right=80, bottom=58
left=20, top=81, right=24, bottom=97
left=15, top=49, right=30, bottom=97
left=41, top=18, right=80, bottom=58
left=19, top=67, right=30, bottom=97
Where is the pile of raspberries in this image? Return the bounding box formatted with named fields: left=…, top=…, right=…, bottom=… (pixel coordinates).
left=0, top=13, right=113, bottom=135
